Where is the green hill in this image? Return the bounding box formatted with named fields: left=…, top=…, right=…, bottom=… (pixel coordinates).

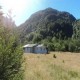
left=18, top=8, right=76, bottom=43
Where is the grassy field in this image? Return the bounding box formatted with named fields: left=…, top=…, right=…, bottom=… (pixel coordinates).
left=24, top=52, right=80, bottom=80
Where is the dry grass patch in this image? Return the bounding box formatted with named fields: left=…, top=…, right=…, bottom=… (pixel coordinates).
left=24, top=52, right=80, bottom=80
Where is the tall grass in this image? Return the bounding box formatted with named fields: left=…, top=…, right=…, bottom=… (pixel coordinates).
left=24, top=52, right=80, bottom=80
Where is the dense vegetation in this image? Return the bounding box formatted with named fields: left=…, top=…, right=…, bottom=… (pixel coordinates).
left=0, top=8, right=23, bottom=80
left=18, top=8, right=80, bottom=52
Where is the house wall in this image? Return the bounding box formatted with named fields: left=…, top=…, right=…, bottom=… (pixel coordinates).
left=23, top=46, right=48, bottom=54
left=24, top=47, right=33, bottom=53
left=34, top=47, right=47, bottom=53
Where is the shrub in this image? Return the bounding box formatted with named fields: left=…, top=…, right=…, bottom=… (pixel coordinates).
left=53, top=54, right=57, bottom=58
left=0, top=26, right=24, bottom=80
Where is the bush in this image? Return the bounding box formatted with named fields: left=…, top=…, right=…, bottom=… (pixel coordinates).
left=0, top=26, right=24, bottom=80
left=53, top=54, right=57, bottom=58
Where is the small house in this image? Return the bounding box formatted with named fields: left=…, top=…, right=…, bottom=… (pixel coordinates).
left=23, top=44, right=48, bottom=54
left=23, top=44, right=37, bottom=53
left=35, top=44, right=48, bottom=53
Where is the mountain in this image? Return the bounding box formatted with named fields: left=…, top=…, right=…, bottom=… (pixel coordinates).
left=73, top=19, right=80, bottom=39
left=18, top=8, right=76, bottom=43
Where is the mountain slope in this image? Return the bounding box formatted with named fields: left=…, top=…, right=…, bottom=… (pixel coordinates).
left=18, top=8, right=76, bottom=43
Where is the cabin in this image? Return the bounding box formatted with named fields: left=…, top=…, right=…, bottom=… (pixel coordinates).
left=23, top=44, right=48, bottom=54
left=23, top=44, right=37, bottom=53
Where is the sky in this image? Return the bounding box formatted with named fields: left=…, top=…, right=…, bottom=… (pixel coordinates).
left=0, top=0, right=80, bottom=26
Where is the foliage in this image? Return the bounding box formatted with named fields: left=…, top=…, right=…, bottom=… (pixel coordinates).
left=0, top=26, right=23, bottom=80
left=72, top=20, right=80, bottom=39
left=0, top=9, right=23, bottom=80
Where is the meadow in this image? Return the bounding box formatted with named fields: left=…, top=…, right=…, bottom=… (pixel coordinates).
left=24, top=52, right=80, bottom=80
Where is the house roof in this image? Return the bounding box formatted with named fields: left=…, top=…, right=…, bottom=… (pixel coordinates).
left=36, top=44, right=44, bottom=47
left=23, top=44, right=37, bottom=48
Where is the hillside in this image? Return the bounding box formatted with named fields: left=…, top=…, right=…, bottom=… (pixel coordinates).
left=24, top=52, right=80, bottom=80
left=18, top=8, right=76, bottom=43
